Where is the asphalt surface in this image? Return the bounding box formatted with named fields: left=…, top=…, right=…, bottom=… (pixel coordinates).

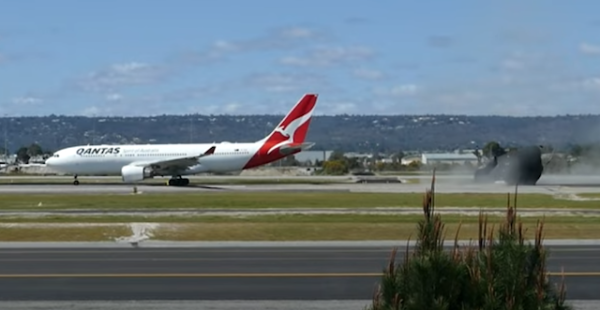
left=0, top=301, right=596, bottom=310
left=3, top=177, right=600, bottom=194
left=0, top=245, right=597, bottom=301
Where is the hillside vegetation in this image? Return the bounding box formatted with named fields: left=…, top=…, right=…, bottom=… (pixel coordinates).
left=1, top=114, right=600, bottom=153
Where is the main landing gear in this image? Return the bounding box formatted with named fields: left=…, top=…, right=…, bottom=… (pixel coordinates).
left=73, top=174, right=79, bottom=186
left=167, top=176, right=190, bottom=186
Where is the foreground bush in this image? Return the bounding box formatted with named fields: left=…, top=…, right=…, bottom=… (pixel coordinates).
left=368, top=171, right=571, bottom=310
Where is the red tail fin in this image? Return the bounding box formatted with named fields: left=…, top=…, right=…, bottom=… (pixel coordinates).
left=263, top=93, right=318, bottom=144
left=244, top=93, right=318, bottom=169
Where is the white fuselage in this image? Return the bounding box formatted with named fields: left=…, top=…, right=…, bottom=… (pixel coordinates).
left=45, top=142, right=262, bottom=176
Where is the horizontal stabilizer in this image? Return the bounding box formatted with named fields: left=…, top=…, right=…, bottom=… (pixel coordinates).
left=279, top=142, right=315, bottom=155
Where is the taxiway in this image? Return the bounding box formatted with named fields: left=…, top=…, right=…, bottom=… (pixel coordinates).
left=0, top=245, right=595, bottom=300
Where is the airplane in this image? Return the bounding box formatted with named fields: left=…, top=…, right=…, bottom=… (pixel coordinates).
left=45, top=93, right=319, bottom=186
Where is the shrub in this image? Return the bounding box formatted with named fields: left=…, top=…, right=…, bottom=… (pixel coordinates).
left=367, top=170, right=571, bottom=310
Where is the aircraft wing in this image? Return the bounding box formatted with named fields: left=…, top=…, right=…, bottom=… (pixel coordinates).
left=133, top=146, right=216, bottom=172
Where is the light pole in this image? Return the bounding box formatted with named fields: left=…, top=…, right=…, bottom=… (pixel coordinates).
left=3, top=113, right=7, bottom=157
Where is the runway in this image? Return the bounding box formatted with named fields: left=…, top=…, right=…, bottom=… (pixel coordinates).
left=0, top=245, right=597, bottom=300
left=3, top=174, right=600, bottom=194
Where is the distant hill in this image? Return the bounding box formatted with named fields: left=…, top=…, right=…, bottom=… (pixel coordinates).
left=2, top=114, right=600, bottom=153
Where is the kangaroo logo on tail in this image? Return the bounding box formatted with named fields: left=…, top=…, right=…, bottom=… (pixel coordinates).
left=267, top=110, right=314, bottom=154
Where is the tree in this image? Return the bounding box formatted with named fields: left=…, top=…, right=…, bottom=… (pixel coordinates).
left=482, top=141, right=505, bottom=158
left=322, top=160, right=348, bottom=175
left=392, top=151, right=405, bottom=163
left=281, top=155, right=299, bottom=166
left=368, top=171, right=570, bottom=310
left=27, top=143, right=43, bottom=157
left=16, top=147, right=30, bottom=164
left=328, top=150, right=345, bottom=161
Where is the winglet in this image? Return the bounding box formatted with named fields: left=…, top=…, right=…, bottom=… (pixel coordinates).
left=200, top=146, right=216, bottom=157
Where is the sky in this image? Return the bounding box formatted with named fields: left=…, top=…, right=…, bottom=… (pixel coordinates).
left=1, top=0, right=600, bottom=117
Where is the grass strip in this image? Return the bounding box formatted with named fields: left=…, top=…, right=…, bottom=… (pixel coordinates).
left=0, top=219, right=598, bottom=241
left=0, top=214, right=597, bottom=224
left=2, top=192, right=600, bottom=209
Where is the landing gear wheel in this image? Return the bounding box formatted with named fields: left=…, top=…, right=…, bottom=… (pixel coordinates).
left=167, top=178, right=190, bottom=186
left=73, top=175, right=79, bottom=186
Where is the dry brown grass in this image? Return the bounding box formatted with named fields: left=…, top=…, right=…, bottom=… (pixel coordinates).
left=0, top=225, right=130, bottom=241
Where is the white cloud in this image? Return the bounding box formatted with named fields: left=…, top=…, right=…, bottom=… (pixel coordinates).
left=223, top=102, right=242, bottom=114
left=353, top=68, right=385, bottom=80
left=280, top=46, right=374, bottom=67
left=580, top=43, right=600, bottom=55
left=76, top=61, right=169, bottom=93
left=374, top=84, right=420, bottom=98
left=325, top=101, right=359, bottom=114
left=207, top=26, right=328, bottom=56
left=11, top=96, right=43, bottom=105
left=62, top=26, right=331, bottom=98
left=81, top=106, right=101, bottom=116
left=497, top=51, right=550, bottom=72
left=241, top=72, right=333, bottom=93
left=391, top=84, right=419, bottom=96
left=279, top=27, right=318, bottom=39
left=581, top=77, right=600, bottom=90
left=105, top=93, right=123, bottom=101
left=501, top=58, right=525, bottom=70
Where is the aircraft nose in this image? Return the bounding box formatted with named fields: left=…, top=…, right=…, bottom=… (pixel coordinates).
left=45, top=154, right=60, bottom=167
left=45, top=157, right=55, bottom=166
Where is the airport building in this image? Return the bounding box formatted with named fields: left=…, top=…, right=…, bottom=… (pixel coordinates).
left=291, top=150, right=333, bottom=165
left=421, top=152, right=478, bottom=165
left=401, top=155, right=422, bottom=165
left=0, top=154, right=16, bottom=165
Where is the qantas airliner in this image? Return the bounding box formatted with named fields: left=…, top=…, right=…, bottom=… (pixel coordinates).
left=45, top=93, right=318, bottom=186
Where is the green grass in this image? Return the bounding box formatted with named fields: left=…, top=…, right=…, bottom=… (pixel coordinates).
left=577, top=193, right=600, bottom=199
left=2, top=192, right=600, bottom=210
left=0, top=213, right=596, bottom=224
left=0, top=215, right=598, bottom=241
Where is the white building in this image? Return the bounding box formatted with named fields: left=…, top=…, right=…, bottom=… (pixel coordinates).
left=292, top=150, right=333, bottom=164
left=0, top=154, right=16, bottom=165
left=421, top=153, right=478, bottom=165
left=401, top=156, right=422, bottom=165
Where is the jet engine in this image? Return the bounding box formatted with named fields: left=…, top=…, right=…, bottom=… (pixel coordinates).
left=121, top=165, right=154, bottom=183
left=474, top=145, right=544, bottom=186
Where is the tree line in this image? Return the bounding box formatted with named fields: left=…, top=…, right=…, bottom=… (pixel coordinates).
left=0, top=143, right=50, bottom=163
left=2, top=114, right=600, bottom=153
